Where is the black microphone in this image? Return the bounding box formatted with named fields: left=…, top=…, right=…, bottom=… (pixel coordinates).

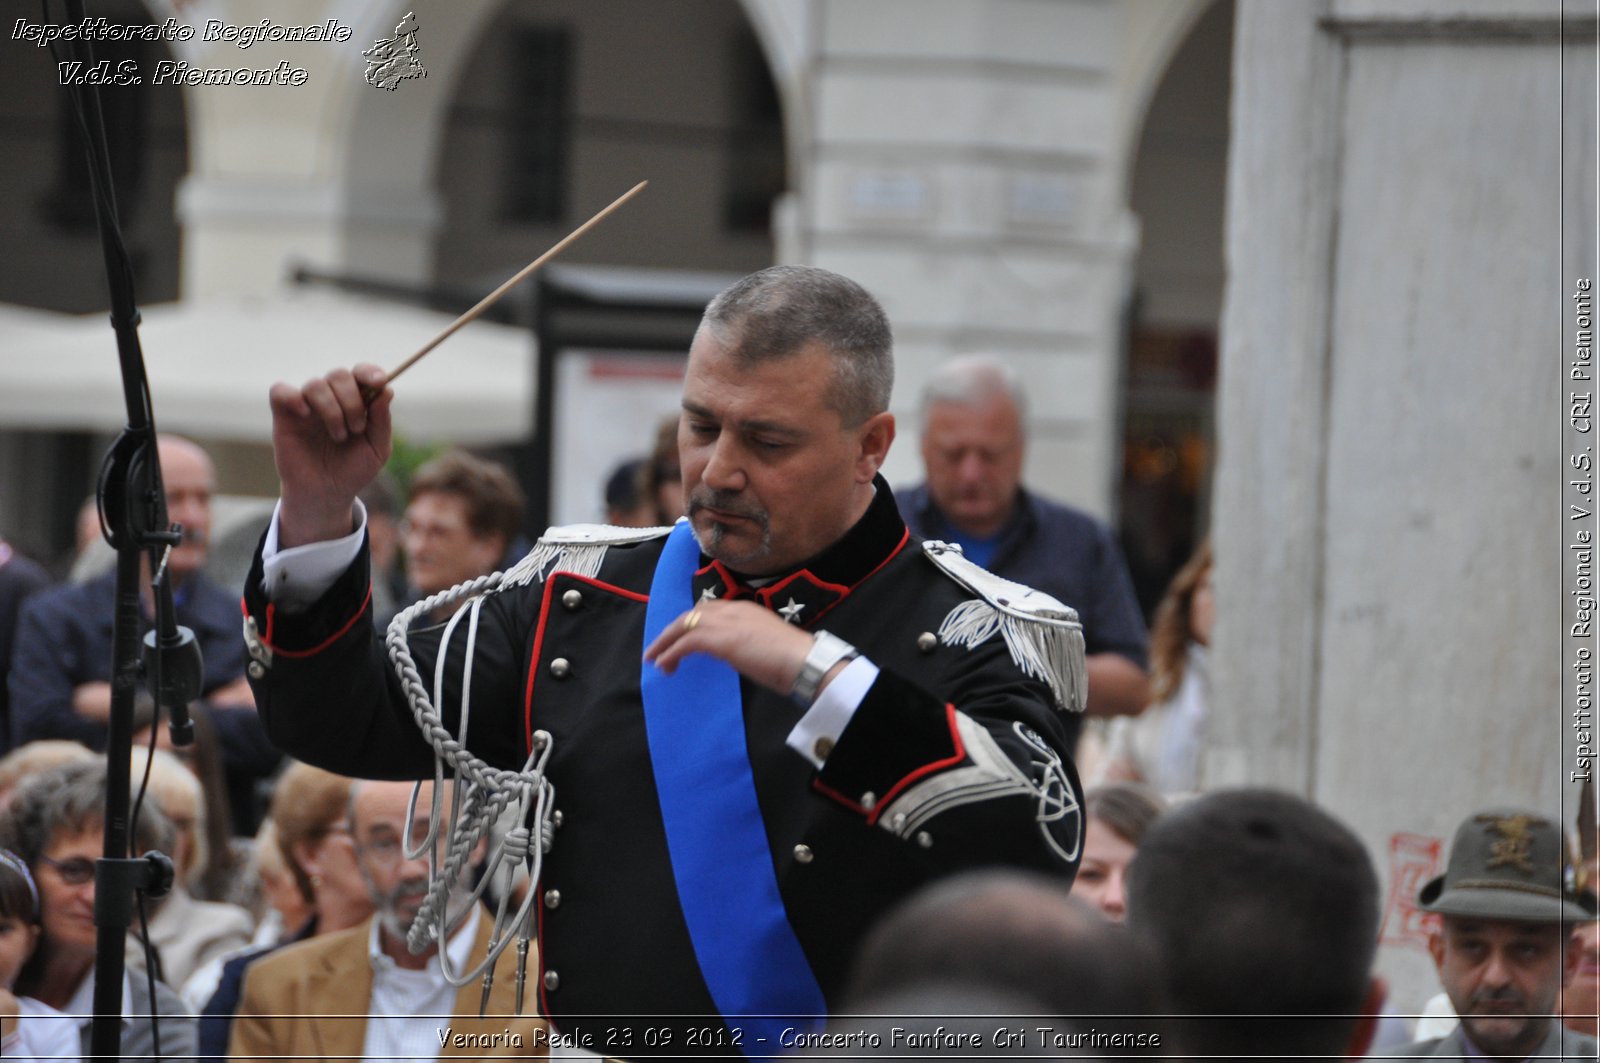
left=143, top=537, right=202, bottom=747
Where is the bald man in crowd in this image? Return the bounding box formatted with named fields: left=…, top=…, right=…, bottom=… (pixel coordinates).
left=8, top=435, right=281, bottom=832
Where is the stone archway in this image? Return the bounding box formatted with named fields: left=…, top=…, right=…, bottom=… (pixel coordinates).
left=336, top=0, right=507, bottom=283
left=179, top=1, right=794, bottom=294
left=1117, top=0, right=1233, bottom=614
left=734, top=0, right=810, bottom=260
left=0, top=0, right=190, bottom=312
left=425, top=0, right=790, bottom=285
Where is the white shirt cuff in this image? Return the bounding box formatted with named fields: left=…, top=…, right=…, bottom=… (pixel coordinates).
left=260, top=499, right=368, bottom=610
left=786, top=655, right=879, bottom=769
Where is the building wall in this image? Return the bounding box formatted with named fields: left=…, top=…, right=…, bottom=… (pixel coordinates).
left=1120, top=1, right=1230, bottom=608
left=2, top=0, right=1225, bottom=662
left=167, top=0, right=1210, bottom=518
left=177, top=0, right=498, bottom=296
left=1212, top=0, right=1595, bottom=1012
left=789, top=0, right=1153, bottom=509
left=1127, top=0, right=1230, bottom=332
left=0, top=0, right=187, bottom=313
left=433, top=0, right=780, bottom=283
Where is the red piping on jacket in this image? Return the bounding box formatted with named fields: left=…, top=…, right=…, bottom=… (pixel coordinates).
left=243, top=586, right=372, bottom=660
left=811, top=701, right=966, bottom=825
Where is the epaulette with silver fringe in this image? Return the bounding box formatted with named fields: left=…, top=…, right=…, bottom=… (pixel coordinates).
left=500, top=522, right=675, bottom=589
left=921, top=540, right=1087, bottom=713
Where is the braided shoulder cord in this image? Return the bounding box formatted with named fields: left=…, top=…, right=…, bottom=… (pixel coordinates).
left=384, top=572, right=557, bottom=994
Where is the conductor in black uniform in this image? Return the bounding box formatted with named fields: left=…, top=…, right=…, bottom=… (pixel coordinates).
left=242, top=265, right=1086, bottom=1055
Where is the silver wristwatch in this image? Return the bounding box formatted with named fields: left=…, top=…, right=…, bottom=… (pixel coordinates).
left=790, top=630, right=860, bottom=707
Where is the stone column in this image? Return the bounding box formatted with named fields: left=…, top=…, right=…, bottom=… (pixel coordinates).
left=791, top=0, right=1142, bottom=513
left=176, top=0, right=490, bottom=297
left=1212, top=0, right=1596, bottom=1010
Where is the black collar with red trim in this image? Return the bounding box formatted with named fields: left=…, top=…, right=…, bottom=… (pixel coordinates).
left=691, top=476, right=909, bottom=629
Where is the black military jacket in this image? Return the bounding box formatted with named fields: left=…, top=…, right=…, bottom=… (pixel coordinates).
left=243, top=481, right=1082, bottom=1056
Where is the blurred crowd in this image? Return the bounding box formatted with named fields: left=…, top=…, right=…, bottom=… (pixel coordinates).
left=0, top=354, right=1593, bottom=1061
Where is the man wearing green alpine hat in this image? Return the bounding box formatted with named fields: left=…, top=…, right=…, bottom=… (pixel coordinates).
left=1393, top=808, right=1598, bottom=1061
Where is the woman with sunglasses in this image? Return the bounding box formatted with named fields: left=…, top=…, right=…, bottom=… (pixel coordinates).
left=0, top=758, right=197, bottom=1061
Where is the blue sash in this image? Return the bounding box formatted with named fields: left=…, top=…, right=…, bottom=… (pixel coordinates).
left=640, top=523, right=826, bottom=1054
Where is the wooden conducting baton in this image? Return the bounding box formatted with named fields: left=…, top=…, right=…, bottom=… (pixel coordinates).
left=361, top=180, right=648, bottom=402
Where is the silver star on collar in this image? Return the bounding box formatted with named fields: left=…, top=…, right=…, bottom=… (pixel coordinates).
left=699, top=586, right=720, bottom=602
left=777, top=598, right=805, bottom=624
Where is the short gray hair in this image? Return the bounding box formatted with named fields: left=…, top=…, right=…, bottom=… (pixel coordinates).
left=701, top=265, right=894, bottom=427
left=0, top=759, right=174, bottom=867
left=919, top=355, right=1028, bottom=428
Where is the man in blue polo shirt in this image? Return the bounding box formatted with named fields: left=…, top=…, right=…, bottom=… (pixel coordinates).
left=899, top=355, right=1149, bottom=722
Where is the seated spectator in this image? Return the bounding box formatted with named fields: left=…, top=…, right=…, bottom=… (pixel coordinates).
left=0, top=848, right=78, bottom=1061
left=179, top=818, right=302, bottom=1015
left=129, top=747, right=254, bottom=993
left=133, top=698, right=250, bottom=903
left=1392, top=807, right=1597, bottom=1062
left=1125, top=788, right=1385, bottom=1061
left=1072, top=782, right=1166, bottom=923
left=9, top=435, right=282, bottom=835
left=399, top=450, right=526, bottom=621
left=0, top=759, right=197, bottom=1060
left=229, top=778, right=546, bottom=1060
left=249, top=820, right=309, bottom=946
left=264, top=763, right=373, bottom=940
left=0, top=740, right=95, bottom=813
left=1105, top=537, right=1212, bottom=794
left=197, top=761, right=372, bottom=1058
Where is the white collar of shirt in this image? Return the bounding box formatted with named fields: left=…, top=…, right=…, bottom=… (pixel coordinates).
left=360, top=904, right=482, bottom=1061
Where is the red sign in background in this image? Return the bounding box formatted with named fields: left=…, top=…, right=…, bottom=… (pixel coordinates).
left=1379, top=832, right=1443, bottom=950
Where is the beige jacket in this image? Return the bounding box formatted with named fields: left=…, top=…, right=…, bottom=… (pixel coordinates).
left=230, top=913, right=549, bottom=1061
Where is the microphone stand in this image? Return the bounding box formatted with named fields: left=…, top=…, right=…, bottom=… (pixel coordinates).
left=54, top=2, right=200, bottom=1057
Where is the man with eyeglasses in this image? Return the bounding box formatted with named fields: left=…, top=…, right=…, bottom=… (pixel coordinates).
left=230, top=778, right=548, bottom=1061
left=398, top=450, right=526, bottom=622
